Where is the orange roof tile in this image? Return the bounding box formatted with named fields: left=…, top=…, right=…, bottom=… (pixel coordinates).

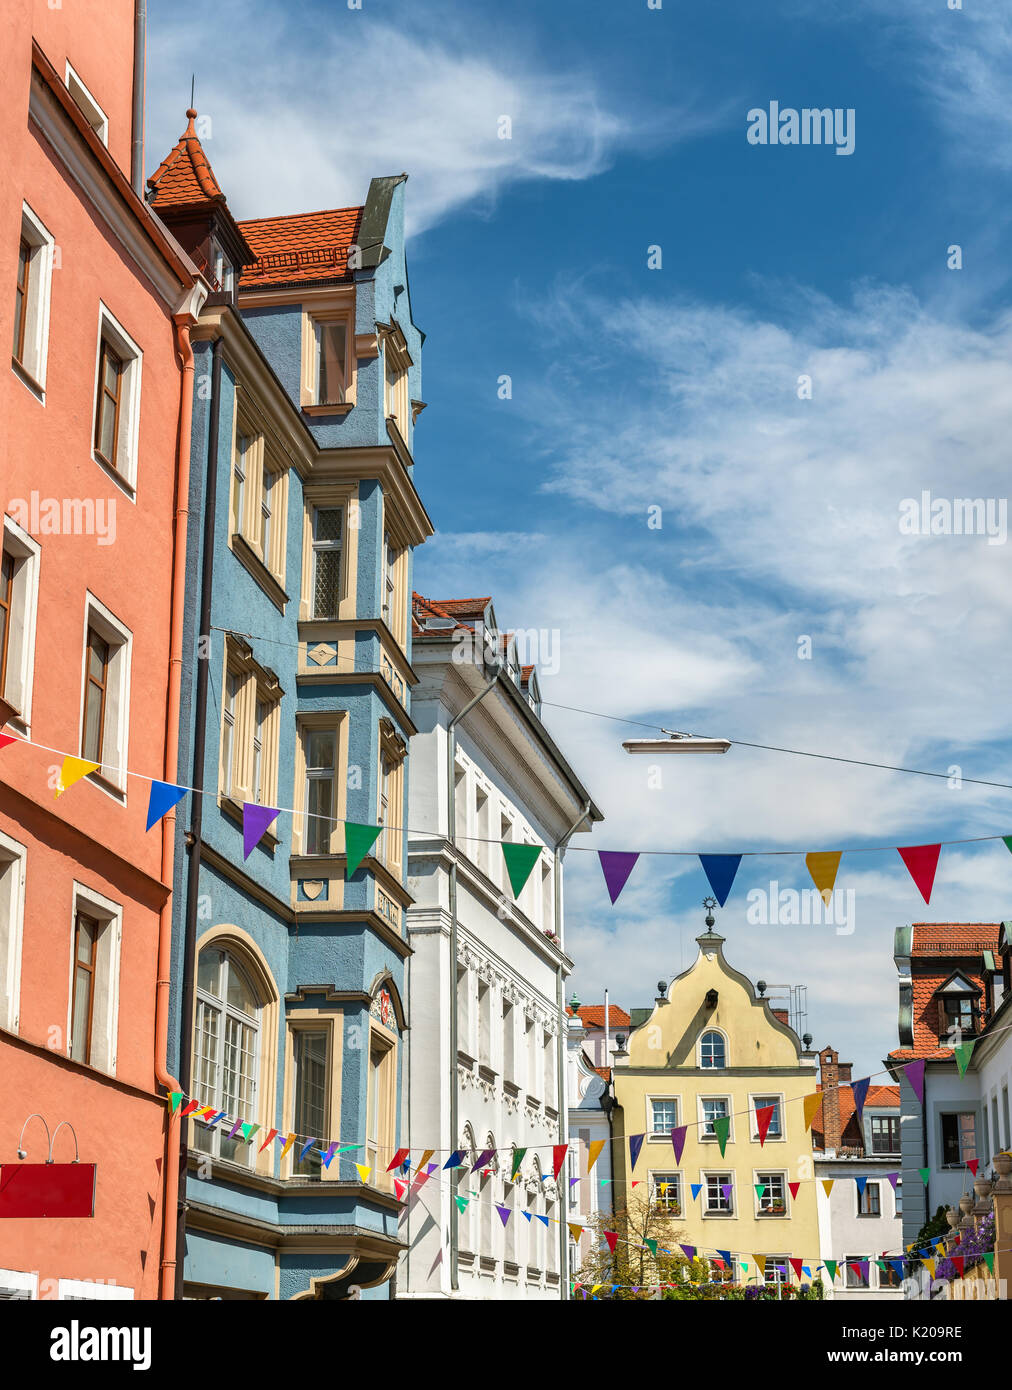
left=811, top=1082, right=900, bottom=1152
left=566, top=1004, right=631, bottom=1029
left=238, top=206, right=363, bottom=288
left=910, top=923, right=1002, bottom=955
left=147, top=109, right=226, bottom=210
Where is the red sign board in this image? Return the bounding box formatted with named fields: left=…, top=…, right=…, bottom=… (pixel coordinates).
left=0, top=1163, right=96, bottom=1217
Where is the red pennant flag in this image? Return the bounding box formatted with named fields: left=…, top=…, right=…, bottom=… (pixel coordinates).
left=789, top=1258, right=804, bottom=1280
left=756, top=1104, right=775, bottom=1147
left=258, top=1128, right=279, bottom=1153
left=393, top=1178, right=407, bottom=1201
left=788, top=1181, right=801, bottom=1200
left=604, top=1232, right=618, bottom=1252
left=967, top=1159, right=979, bottom=1176
left=897, top=843, right=941, bottom=904
left=386, top=1148, right=410, bottom=1172
left=552, top=1143, right=568, bottom=1180
left=0, top=734, right=18, bottom=752
left=179, top=1101, right=201, bottom=1118
left=952, top=1255, right=964, bottom=1276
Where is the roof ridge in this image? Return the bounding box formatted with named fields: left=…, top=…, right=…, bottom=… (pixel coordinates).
left=236, top=205, right=363, bottom=226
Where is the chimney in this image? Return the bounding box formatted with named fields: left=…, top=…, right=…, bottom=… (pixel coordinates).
left=837, top=1060, right=852, bottom=1084
left=819, top=1046, right=843, bottom=1152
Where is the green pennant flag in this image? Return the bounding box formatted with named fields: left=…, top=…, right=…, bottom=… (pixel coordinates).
left=345, top=822, right=382, bottom=878
left=241, top=1123, right=260, bottom=1143
left=954, top=1042, right=975, bottom=1077
left=984, top=1252, right=995, bottom=1275
left=714, top=1115, right=730, bottom=1157
left=823, top=1261, right=838, bottom=1280
left=874, top=1260, right=888, bottom=1273
left=501, top=842, right=542, bottom=898
left=168, top=1091, right=183, bottom=1115
left=511, top=1148, right=527, bottom=1180
left=1003, top=837, right=1012, bottom=857
left=455, top=1196, right=469, bottom=1213
left=644, top=1238, right=658, bottom=1257
left=919, top=1167, right=931, bottom=1184
left=755, top=1184, right=766, bottom=1200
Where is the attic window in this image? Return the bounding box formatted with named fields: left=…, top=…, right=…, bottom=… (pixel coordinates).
left=210, top=239, right=234, bottom=295
left=66, top=63, right=108, bottom=146
left=936, top=979, right=978, bottom=1041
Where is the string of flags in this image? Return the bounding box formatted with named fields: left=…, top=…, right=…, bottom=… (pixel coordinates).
left=6, top=731, right=1012, bottom=902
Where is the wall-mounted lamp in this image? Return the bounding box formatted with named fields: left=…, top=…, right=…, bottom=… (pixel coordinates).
left=17, top=1114, right=80, bottom=1163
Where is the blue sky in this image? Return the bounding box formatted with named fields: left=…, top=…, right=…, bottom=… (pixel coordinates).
left=148, top=0, right=1012, bottom=1080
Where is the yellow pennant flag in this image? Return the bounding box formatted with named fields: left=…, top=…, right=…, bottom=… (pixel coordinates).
left=568, top=1223, right=584, bottom=1241
left=279, top=1133, right=296, bottom=1159
left=55, top=756, right=100, bottom=798
left=415, top=1148, right=434, bottom=1172
left=588, top=1139, right=606, bottom=1172
left=924, top=1259, right=935, bottom=1278
left=659, top=1183, right=668, bottom=1195
left=356, top=1163, right=371, bottom=1184
left=803, top=1092, right=823, bottom=1131
left=805, top=851, right=842, bottom=906
left=822, top=1179, right=835, bottom=1196
left=591, top=1284, right=602, bottom=1295
left=753, top=1254, right=766, bottom=1276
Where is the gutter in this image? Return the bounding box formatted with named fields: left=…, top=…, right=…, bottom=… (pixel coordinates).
left=130, top=0, right=146, bottom=195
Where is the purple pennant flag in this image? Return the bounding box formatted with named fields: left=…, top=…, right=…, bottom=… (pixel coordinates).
left=628, top=1133, right=645, bottom=1171
left=721, top=1184, right=733, bottom=1201
left=471, top=1148, right=495, bottom=1172
left=321, top=1143, right=338, bottom=1169
left=570, top=1177, right=580, bottom=1187
left=851, top=1076, right=871, bottom=1122
left=671, top=1125, right=687, bottom=1165
left=225, top=1118, right=244, bottom=1140
left=698, top=854, right=742, bottom=907
left=904, top=1058, right=926, bottom=1104
left=243, top=802, right=281, bottom=859
left=599, top=851, right=640, bottom=905
left=857, top=1260, right=870, bottom=1284
left=886, top=1172, right=899, bottom=1190
left=496, top=1204, right=511, bottom=1227
left=680, top=1244, right=695, bottom=1260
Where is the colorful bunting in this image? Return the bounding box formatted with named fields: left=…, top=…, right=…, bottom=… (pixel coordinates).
left=226, top=1118, right=244, bottom=1140
left=822, top=1179, right=835, bottom=1196
left=954, top=1041, right=975, bottom=1077
left=145, top=780, right=188, bottom=831
left=698, top=853, right=741, bottom=907
left=628, top=1134, right=645, bottom=1170
left=345, top=821, right=382, bottom=877
left=604, top=1232, right=619, bottom=1252
left=258, top=1128, right=279, bottom=1153
left=496, top=1204, right=512, bottom=1227
left=240, top=1124, right=259, bottom=1144
left=415, top=1149, right=435, bottom=1172
left=680, top=1244, right=695, bottom=1260
left=788, top=1181, right=801, bottom=1200
left=587, top=1140, right=604, bottom=1173
left=967, top=1159, right=979, bottom=1177
left=444, top=1150, right=466, bottom=1169
left=386, top=1148, right=410, bottom=1172
left=179, top=1101, right=201, bottom=1119
left=897, top=843, right=941, bottom=904
left=278, top=1134, right=296, bottom=1159
left=598, top=850, right=640, bottom=905
left=690, top=1183, right=702, bottom=1201
left=501, top=842, right=542, bottom=898
left=905, top=1059, right=926, bottom=1104
left=755, top=1104, right=775, bottom=1147
left=552, top=1144, right=568, bottom=1180
left=805, top=850, right=841, bottom=906
left=55, top=756, right=99, bottom=797
left=167, top=1091, right=183, bottom=1115
left=851, top=1076, right=870, bottom=1122
left=671, top=1125, right=687, bottom=1164
left=714, top=1115, right=730, bottom=1157
left=803, top=1092, right=823, bottom=1131
left=471, top=1148, right=495, bottom=1172
left=243, top=802, right=280, bottom=858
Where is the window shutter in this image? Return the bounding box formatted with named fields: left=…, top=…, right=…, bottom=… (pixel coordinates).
left=937, top=996, right=948, bottom=1039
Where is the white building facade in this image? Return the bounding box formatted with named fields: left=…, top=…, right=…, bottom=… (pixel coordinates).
left=815, top=1157, right=904, bottom=1299
left=564, top=1007, right=619, bottom=1276
left=398, top=596, right=602, bottom=1300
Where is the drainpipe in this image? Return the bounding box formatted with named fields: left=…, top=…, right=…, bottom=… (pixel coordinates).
left=173, top=333, right=222, bottom=1299
left=447, top=659, right=500, bottom=1291
left=553, top=798, right=590, bottom=1302
left=154, top=312, right=196, bottom=1300
left=131, top=0, right=147, bottom=195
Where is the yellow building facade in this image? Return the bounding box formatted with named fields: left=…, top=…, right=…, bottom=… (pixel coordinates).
left=611, top=921, right=821, bottom=1284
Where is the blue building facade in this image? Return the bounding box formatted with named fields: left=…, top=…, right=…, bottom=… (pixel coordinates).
left=148, top=116, right=432, bottom=1299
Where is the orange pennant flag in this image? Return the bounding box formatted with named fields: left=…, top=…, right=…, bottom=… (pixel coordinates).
left=279, top=1133, right=296, bottom=1159
left=568, top=1223, right=584, bottom=1242
left=803, top=1092, right=823, bottom=1131
left=753, top=1254, right=766, bottom=1276
left=587, top=1138, right=606, bottom=1172
left=805, top=851, right=842, bottom=906
left=415, top=1148, right=435, bottom=1172
left=822, top=1179, right=835, bottom=1196
left=55, top=756, right=100, bottom=798
left=924, top=1258, right=935, bottom=1278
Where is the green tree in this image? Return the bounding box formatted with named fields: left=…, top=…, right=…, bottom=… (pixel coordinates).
left=574, top=1192, right=697, bottom=1299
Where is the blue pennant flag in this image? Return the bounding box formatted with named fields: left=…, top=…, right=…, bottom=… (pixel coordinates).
left=146, top=779, right=188, bottom=831
left=699, top=854, right=742, bottom=907
left=855, top=1175, right=868, bottom=1198
left=691, top=1183, right=703, bottom=1201
left=851, top=1076, right=871, bottom=1122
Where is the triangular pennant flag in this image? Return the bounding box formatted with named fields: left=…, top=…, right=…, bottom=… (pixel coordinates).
left=924, top=1258, right=935, bottom=1278
left=628, top=1134, right=645, bottom=1170
left=496, top=1204, right=511, bottom=1227
left=243, top=802, right=281, bottom=859
left=857, top=1260, right=870, bottom=1283
left=55, top=756, right=100, bottom=797
left=386, top=1148, right=410, bottom=1172
left=790, top=1258, right=804, bottom=1280
left=967, top=1158, right=979, bottom=1177
left=258, top=1128, right=279, bottom=1153
left=905, top=1059, right=926, bottom=1104
left=803, top=1092, right=823, bottom=1131
left=752, top=1254, right=765, bottom=1276
left=204, top=1111, right=227, bottom=1129
left=167, top=1091, right=183, bottom=1115
left=393, top=1178, right=407, bottom=1201
left=226, top=1118, right=244, bottom=1140
left=320, top=1143, right=339, bottom=1169
left=720, top=1184, right=733, bottom=1201
left=570, top=1176, right=580, bottom=1188
left=0, top=734, right=18, bottom=752
left=918, top=1166, right=931, bottom=1183
left=714, top=1250, right=730, bottom=1269
left=471, top=1148, right=495, bottom=1172
left=984, top=1252, right=994, bottom=1275
left=788, top=1181, right=801, bottom=1199
left=604, top=1231, right=618, bottom=1252
left=511, top=1148, right=527, bottom=1179
left=298, top=1139, right=317, bottom=1161
left=444, top=1150, right=466, bottom=1169
left=713, top=1115, right=730, bottom=1157
left=670, top=1125, right=686, bottom=1164
left=890, top=1259, right=905, bottom=1281
left=536, top=1215, right=549, bottom=1227
left=501, top=842, right=542, bottom=898
left=698, top=853, right=741, bottom=907
left=886, top=1172, right=899, bottom=1189
left=345, top=821, right=382, bottom=877
left=146, top=780, right=188, bottom=831
left=568, top=1223, right=584, bottom=1241
left=897, top=843, right=941, bottom=904
left=552, top=1144, right=568, bottom=1180
left=278, top=1133, right=296, bottom=1158
left=680, top=1244, right=695, bottom=1260
left=241, top=1124, right=259, bottom=1144
left=851, top=1076, right=871, bottom=1122
left=522, top=1211, right=532, bottom=1222
left=415, top=1149, right=435, bottom=1172
left=598, top=850, right=640, bottom=905
left=755, top=1184, right=766, bottom=1200
left=954, top=1041, right=975, bottom=1077
left=690, top=1183, right=702, bottom=1201
left=756, top=1104, right=775, bottom=1147
left=455, top=1196, right=469, bottom=1214
left=587, top=1140, right=604, bottom=1173
left=805, top=850, right=842, bottom=906
left=855, top=1175, right=867, bottom=1198
left=822, top=1179, right=835, bottom=1196
left=951, top=1255, right=964, bottom=1276
left=823, top=1261, right=837, bottom=1280
left=179, top=1101, right=201, bottom=1119
left=644, top=1238, right=658, bottom=1257
left=355, top=1163, right=371, bottom=1184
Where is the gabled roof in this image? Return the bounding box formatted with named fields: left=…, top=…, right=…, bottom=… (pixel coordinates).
left=238, top=206, right=363, bottom=288
left=147, top=109, right=226, bottom=210
left=566, top=1004, right=631, bottom=1029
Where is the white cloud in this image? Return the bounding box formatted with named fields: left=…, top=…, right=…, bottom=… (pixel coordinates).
left=147, top=2, right=711, bottom=233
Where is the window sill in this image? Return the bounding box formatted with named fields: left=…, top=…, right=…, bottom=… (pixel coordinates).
left=91, top=450, right=136, bottom=502
left=302, top=402, right=354, bottom=417
left=11, top=356, right=45, bottom=402
left=230, top=532, right=289, bottom=613
left=85, top=769, right=127, bottom=804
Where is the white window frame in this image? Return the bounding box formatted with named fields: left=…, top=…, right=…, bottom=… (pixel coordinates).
left=12, top=203, right=55, bottom=395
left=91, top=304, right=142, bottom=492
left=750, top=1092, right=785, bottom=1142
left=313, top=316, right=352, bottom=406
left=649, top=1169, right=682, bottom=1215
left=0, top=830, right=27, bottom=1035
left=844, top=1256, right=870, bottom=1290
left=65, top=63, right=109, bottom=144
left=0, top=1268, right=37, bottom=1300
left=67, top=882, right=122, bottom=1076
left=311, top=505, right=343, bottom=619
left=702, top=1170, right=734, bottom=1216
left=698, top=1027, right=728, bottom=1069
left=192, top=949, right=261, bottom=1170
left=754, top=1168, right=789, bottom=1216
left=58, top=1278, right=133, bottom=1300
left=698, top=1094, right=732, bottom=1142
left=79, top=593, right=132, bottom=797
left=1, top=514, right=40, bottom=730
left=646, top=1094, right=680, bottom=1139
left=857, top=1179, right=882, bottom=1218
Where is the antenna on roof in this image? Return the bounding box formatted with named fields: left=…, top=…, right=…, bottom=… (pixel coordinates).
left=190, top=74, right=195, bottom=110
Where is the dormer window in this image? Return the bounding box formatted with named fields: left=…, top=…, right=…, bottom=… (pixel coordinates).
left=210, top=238, right=234, bottom=295
left=935, top=972, right=980, bottom=1041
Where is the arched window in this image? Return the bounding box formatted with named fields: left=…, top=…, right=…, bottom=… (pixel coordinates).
left=700, top=1029, right=726, bottom=1070
left=192, top=946, right=261, bottom=1167
left=458, top=1124, right=477, bottom=1254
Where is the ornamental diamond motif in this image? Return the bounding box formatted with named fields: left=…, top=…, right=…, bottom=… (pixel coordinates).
left=308, top=643, right=336, bottom=666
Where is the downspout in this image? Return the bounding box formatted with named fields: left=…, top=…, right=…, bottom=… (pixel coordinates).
left=447, top=659, right=499, bottom=1291
left=130, top=0, right=147, bottom=195
left=553, top=798, right=591, bottom=1302
left=155, top=312, right=196, bottom=1300
left=173, top=333, right=223, bottom=1300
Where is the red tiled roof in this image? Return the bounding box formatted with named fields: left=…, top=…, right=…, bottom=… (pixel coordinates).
left=900, top=923, right=1001, bottom=1056
left=147, top=109, right=225, bottom=210
left=427, top=598, right=492, bottom=617
left=237, top=206, right=363, bottom=288
left=909, top=923, right=1002, bottom=955
left=566, top=1004, right=631, bottom=1029
left=411, top=592, right=476, bottom=639
left=520, top=664, right=535, bottom=682
left=594, top=1065, right=612, bottom=1082
left=812, top=1082, right=899, bottom=1152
